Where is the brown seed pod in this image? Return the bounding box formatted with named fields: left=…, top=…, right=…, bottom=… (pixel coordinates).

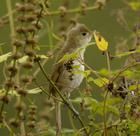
left=27, top=121, right=35, bottom=128
left=16, top=26, right=27, bottom=34
left=12, top=39, right=24, bottom=48
left=21, top=75, right=31, bottom=83
left=28, top=115, right=36, bottom=121
left=16, top=3, right=35, bottom=12
left=17, top=15, right=26, bottom=22
left=26, top=38, right=37, bottom=46
left=17, top=88, right=27, bottom=96
left=26, top=26, right=36, bottom=33
left=25, top=48, right=35, bottom=57
left=15, top=101, right=26, bottom=112
left=32, top=21, right=42, bottom=30
left=59, top=6, right=67, bottom=17
left=22, top=61, right=33, bottom=69
left=15, top=3, right=26, bottom=12
left=0, top=95, right=10, bottom=104
left=11, top=52, right=22, bottom=60
left=28, top=110, right=36, bottom=115
left=5, top=79, right=15, bottom=88
left=10, top=118, right=19, bottom=128
left=25, top=14, right=37, bottom=22
left=7, top=66, right=18, bottom=74
left=30, top=105, right=37, bottom=111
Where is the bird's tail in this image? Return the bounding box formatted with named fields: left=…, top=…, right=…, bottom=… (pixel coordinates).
left=55, top=100, right=61, bottom=136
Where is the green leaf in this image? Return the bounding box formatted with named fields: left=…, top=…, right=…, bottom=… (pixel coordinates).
left=58, top=52, right=78, bottom=63
left=27, top=88, right=42, bottom=94
left=129, top=1, right=140, bottom=11
left=123, top=70, right=140, bottom=79
left=0, top=52, right=11, bottom=63
left=99, top=68, right=111, bottom=77
left=18, top=55, right=48, bottom=64
left=92, top=77, right=109, bottom=87
left=128, top=84, right=140, bottom=91
left=115, top=49, right=140, bottom=58
left=0, top=87, right=42, bottom=96
left=73, top=70, right=91, bottom=78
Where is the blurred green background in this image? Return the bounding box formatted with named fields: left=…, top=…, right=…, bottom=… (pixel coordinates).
left=0, top=0, right=139, bottom=135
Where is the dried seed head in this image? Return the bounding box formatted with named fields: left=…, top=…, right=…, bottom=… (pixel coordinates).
left=27, top=121, right=35, bottom=128
left=10, top=118, right=19, bottom=128
left=80, top=3, right=87, bottom=15
left=15, top=101, right=26, bottom=111
left=11, top=52, right=22, bottom=60
left=21, top=75, right=31, bottom=83
left=25, top=48, right=35, bottom=57
left=12, top=39, right=24, bottom=48
left=22, top=61, right=33, bottom=69
left=0, top=95, right=10, bottom=104
left=32, top=21, right=42, bottom=30
left=15, top=3, right=26, bottom=12
left=5, top=79, right=14, bottom=88
left=7, top=66, right=18, bottom=74
left=17, top=15, right=26, bottom=22
left=17, top=88, right=27, bottom=96
left=26, top=26, right=36, bottom=33
left=28, top=110, right=36, bottom=115
left=81, top=3, right=87, bottom=8
left=59, top=6, right=67, bottom=17
left=30, top=105, right=37, bottom=111
left=25, top=14, right=37, bottom=22
left=16, top=26, right=27, bottom=34
left=16, top=3, right=35, bottom=12
left=28, top=115, right=36, bottom=121
left=26, top=38, right=37, bottom=46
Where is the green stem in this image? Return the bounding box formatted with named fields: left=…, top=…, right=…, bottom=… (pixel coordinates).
left=47, top=5, right=99, bottom=16
left=103, top=51, right=111, bottom=136
left=6, top=0, right=15, bottom=40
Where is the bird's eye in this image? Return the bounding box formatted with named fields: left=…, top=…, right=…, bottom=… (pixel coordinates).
left=81, top=32, right=87, bottom=36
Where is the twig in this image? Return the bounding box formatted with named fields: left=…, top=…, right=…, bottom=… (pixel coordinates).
left=94, top=121, right=120, bottom=133
left=36, top=60, right=89, bottom=136
left=33, top=79, right=63, bottom=103
left=111, top=62, right=140, bottom=82
left=47, top=5, right=100, bottom=16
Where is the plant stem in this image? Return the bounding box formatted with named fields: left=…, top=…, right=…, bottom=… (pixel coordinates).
left=103, top=51, right=111, bottom=136
left=36, top=60, right=89, bottom=136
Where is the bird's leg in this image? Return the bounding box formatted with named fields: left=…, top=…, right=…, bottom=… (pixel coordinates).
left=66, top=93, right=79, bottom=117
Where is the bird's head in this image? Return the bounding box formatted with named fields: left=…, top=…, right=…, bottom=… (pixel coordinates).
left=67, top=24, right=92, bottom=48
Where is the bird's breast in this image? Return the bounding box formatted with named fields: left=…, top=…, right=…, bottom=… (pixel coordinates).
left=58, top=59, right=84, bottom=94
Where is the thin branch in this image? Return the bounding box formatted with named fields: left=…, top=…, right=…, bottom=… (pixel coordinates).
left=33, top=79, right=63, bottom=103
left=47, top=5, right=100, bottom=16
left=36, top=59, right=89, bottom=136
left=111, top=62, right=140, bottom=82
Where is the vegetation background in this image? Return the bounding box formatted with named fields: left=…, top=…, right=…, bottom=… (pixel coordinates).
left=0, top=0, right=140, bottom=136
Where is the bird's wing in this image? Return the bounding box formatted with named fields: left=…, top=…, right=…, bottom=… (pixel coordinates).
left=49, top=62, right=64, bottom=96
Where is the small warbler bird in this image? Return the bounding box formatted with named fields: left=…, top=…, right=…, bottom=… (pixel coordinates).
left=50, top=23, right=92, bottom=136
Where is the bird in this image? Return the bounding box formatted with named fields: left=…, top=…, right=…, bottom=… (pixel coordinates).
left=49, top=23, right=92, bottom=136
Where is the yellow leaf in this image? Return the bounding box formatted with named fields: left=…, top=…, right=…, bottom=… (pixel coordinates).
left=93, top=31, right=108, bottom=51
left=129, top=2, right=140, bottom=11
